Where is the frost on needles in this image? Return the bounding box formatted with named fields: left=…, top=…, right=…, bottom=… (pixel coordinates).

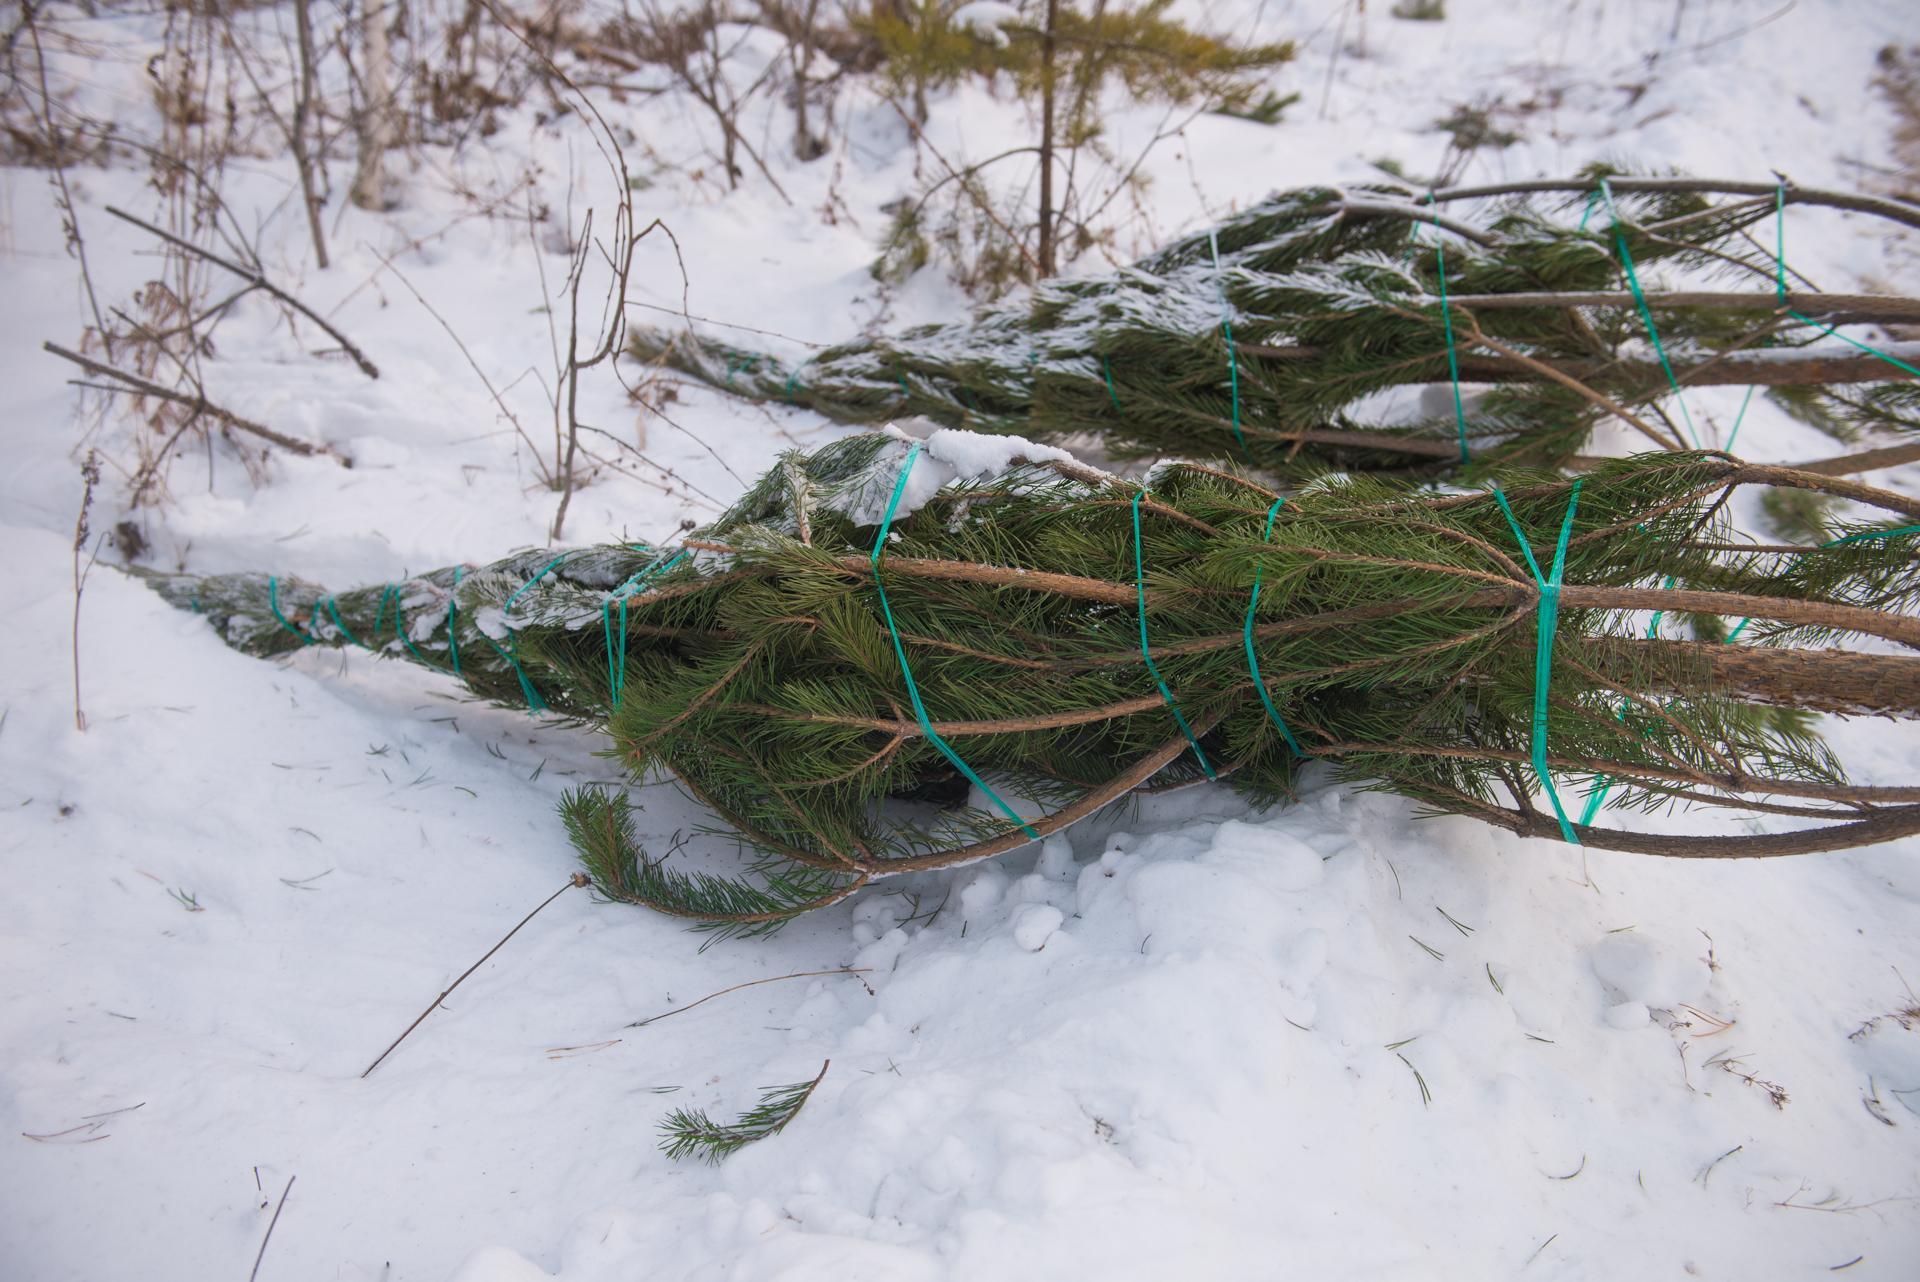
left=629, top=173, right=1920, bottom=479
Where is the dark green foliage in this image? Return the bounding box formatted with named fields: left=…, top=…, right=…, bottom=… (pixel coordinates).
left=859, top=0, right=1293, bottom=290
left=141, top=432, right=1920, bottom=936
left=1213, top=89, right=1298, bottom=126
left=631, top=175, right=1905, bottom=479
left=658, top=1061, right=829, bottom=1162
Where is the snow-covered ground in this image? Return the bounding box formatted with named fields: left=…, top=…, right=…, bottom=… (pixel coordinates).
left=3, top=2, right=1920, bottom=1278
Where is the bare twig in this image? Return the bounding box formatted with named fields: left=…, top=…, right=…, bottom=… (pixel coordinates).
left=627, top=967, right=873, bottom=1028
left=361, top=874, right=588, bottom=1078
left=1419, top=176, right=1920, bottom=235
left=248, top=1174, right=295, bottom=1282
left=42, top=343, right=345, bottom=465
left=71, top=451, right=100, bottom=731
left=102, top=206, right=376, bottom=379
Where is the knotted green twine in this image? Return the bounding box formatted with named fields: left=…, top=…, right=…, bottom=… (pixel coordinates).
left=872, top=443, right=1040, bottom=840
left=1131, top=492, right=1215, bottom=777
left=1417, top=205, right=1473, bottom=465
left=1594, top=180, right=1701, bottom=448
left=482, top=553, right=575, bottom=713
left=604, top=547, right=687, bottom=709
left=1243, top=495, right=1307, bottom=757
left=376, top=583, right=442, bottom=672
left=1207, top=230, right=1249, bottom=455
left=1491, top=481, right=1584, bottom=845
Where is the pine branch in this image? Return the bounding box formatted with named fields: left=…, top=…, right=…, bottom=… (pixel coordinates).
left=138, top=432, right=1920, bottom=931
left=658, top=1060, right=829, bottom=1163
left=628, top=175, right=1920, bottom=476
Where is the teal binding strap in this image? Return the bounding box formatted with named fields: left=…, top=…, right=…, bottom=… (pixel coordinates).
left=1774, top=185, right=1920, bottom=378
left=1102, top=356, right=1121, bottom=411
left=1242, top=495, right=1308, bottom=757
left=1598, top=180, right=1700, bottom=448
left=381, top=582, right=454, bottom=673
left=1725, top=522, right=1920, bottom=643
left=1491, top=481, right=1584, bottom=845
left=268, top=576, right=316, bottom=645
left=1418, top=203, right=1472, bottom=464
left=1722, top=385, right=1757, bottom=454
left=504, top=552, right=575, bottom=616
left=603, top=547, right=688, bottom=709
left=479, top=630, right=545, bottom=712
left=871, top=443, right=1040, bottom=840
left=486, top=555, right=577, bottom=714
left=447, top=568, right=463, bottom=675
left=1131, top=492, right=1216, bottom=777
left=323, top=596, right=370, bottom=650
left=1581, top=378, right=1762, bottom=821
left=1207, top=230, right=1250, bottom=454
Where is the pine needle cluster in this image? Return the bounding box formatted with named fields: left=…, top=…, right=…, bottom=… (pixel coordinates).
left=657, top=1060, right=830, bottom=1163
left=142, top=431, right=1920, bottom=937
left=631, top=173, right=1920, bottom=478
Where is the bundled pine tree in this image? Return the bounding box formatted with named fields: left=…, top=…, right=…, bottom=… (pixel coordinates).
left=631, top=175, right=1920, bottom=477
left=143, top=430, right=1920, bottom=936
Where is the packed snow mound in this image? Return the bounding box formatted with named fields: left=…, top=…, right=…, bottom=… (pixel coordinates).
left=1589, top=930, right=1714, bottom=1013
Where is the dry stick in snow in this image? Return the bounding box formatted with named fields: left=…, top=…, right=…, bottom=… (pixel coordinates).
left=248, top=1174, right=295, bottom=1282
left=627, top=968, right=874, bottom=1028
left=24, top=5, right=112, bottom=359
left=71, top=452, right=100, bottom=732
left=42, top=343, right=345, bottom=465
left=102, top=206, right=378, bottom=379
left=361, top=874, right=588, bottom=1079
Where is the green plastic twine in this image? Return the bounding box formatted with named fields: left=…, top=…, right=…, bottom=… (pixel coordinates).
left=1420, top=206, right=1472, bottom=464
left=1131, top=492, right=1216, bottom=777
left=1774, top=185, right=1920, bottom=378
left=323, top=596, right=370, bottom=650
left=603, top=547, right=687, bottom=709
left=1243, top=496, right=1308, bottom=756
left=1725, top=522, right=1920, bottom=644
left=488, top=555, right=576, bottom=714
left=1580, top=363, right=1763, bottom=821
left=1723, top=385, right=1758, bottom=454
left=268, top=576, right=316, bottom=645
left=1583, top=517, right=1920, bottom=822
left=447, top=569, right=463, bottom=675
left=871, top=443, right=1040, bottom=840
left=1102, top=356, right=1121, bottom=411
left=378, top=582, right=453, bottom=673
left=1491, top=481, right=1585, bottom=845
left=1207, top=230, right=1249, bottom=454
left=1598, top=180, right=1701, bottom=448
